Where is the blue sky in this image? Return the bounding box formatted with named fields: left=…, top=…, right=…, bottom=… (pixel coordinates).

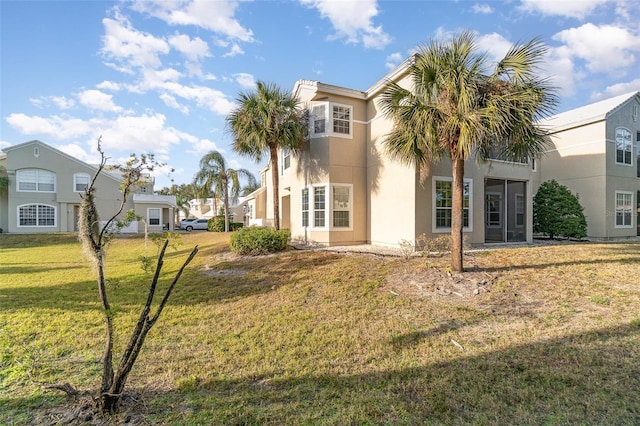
left=1, top=0, right=639, bottom=190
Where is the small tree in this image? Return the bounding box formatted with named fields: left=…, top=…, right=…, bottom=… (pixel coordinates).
left=533, top=179, right=587, bottom=239
left=76, top=139, right=198, bottom=414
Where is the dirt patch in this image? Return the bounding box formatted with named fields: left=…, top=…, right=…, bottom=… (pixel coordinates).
left=384, top=266, right=496, bottom=299
left=30, top=392, right=148, bottom=425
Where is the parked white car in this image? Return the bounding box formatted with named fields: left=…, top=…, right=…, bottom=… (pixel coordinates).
left=179, top=218, right=196, bottom=229
left=183, top=218, right=209, bottom=231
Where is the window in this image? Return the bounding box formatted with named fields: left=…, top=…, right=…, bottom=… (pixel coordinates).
left=148, top=208, right=161, bottom=226
left=433, top=178, right=472, bottom=231
left=18, top=204, right=56, bottom=227
left=615, top=127, right=632, bottom=165
left=333, top=186, right=350, bottom=227
left=312, top=104, right=326, bottom=134
left=282, top=147, right=291, bottom=174
left=314, top=187, right=326, bottom=227
left=17, top=169, right=55, bottom=192
left=636, top=132, right=640, bottom=178
left=301, top=188, right=309, bottom=227
left=515, top=193, right=525, bottom=227
left=332, top=105, right=350, bottom=135
left=615, top=191, right=633, bottom=227
left=74, top=173, right=90, bottom=192
left=310, top=102, right=352, bottom=138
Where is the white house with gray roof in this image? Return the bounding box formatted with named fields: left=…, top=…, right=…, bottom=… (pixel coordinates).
left=535, top=91, right=640, bottom=239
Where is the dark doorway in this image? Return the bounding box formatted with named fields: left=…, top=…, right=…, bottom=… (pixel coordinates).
left=485, top=179, right=526, bottom=243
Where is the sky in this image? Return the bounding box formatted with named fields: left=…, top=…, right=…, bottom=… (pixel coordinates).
left=1, top=0, right=639, bottom=190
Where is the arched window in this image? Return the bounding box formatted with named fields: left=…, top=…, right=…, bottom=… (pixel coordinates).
left=74, top=172, right=90, bottom=192
left=17, top=169, right=56, bottom=192
left=18, top=204, right=56, bottom=227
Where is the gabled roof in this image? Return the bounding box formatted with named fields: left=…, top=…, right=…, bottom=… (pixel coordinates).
left=540, top=91, right=640, bottom=133
left=2, top=139, right=121, bottom=183
left=133, top=193, right=176, bottom=207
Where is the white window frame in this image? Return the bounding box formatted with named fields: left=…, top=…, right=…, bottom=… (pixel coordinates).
left=281, top=147, right=291, bottom=174
left=301, top=188, right=309, bottom=228
left=17, top=204, right=57, bottom=227
left=615, top=127, right=632, bottom=166
left=73, top=172, right=91, bottom=193
left=614, top=191, right=633, bottom=228
left=148, top=208, right=161, bottom=226
left=310, top=102, right=353, bottom=139
left=17, top=169, right=56, bottom=193
left=432, top=177, right=473, bottom=233
left=485, top=192, right=502, bottom=229
left=515, top=193, right=525, bottom=228
left=301, top=183, right=353, bottom=231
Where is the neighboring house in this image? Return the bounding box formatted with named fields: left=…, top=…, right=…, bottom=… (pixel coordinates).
left=535, top=91, right=640, bottom=239
left=186, top=198, right=217, bottom=219
left=238, top=165, right=272, bottom=227
left=0, top=140, right=176, bottom=234
left=258, top=58, right=538, bottom=248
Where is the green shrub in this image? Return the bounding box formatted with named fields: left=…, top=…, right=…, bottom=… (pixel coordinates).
left=230, top=226, right=291, bottom=255
left=534, top=179, right=587, bottom=239
left=208, top=216, right=244, bottom=232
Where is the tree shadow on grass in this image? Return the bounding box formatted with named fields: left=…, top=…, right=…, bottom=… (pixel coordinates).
left=9, top=322, right=639, bottom=425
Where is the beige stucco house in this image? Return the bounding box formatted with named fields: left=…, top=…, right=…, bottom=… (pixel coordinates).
left=535, top=91, right=640, bottom=239
left=0, top=140, right=176, bottom=234
left=262, top=59, right=537, bottom=248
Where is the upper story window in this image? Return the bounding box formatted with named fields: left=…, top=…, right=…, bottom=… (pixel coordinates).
left=615, top=127, right=632, bottom=165
left=17, top=169, right=55, bottom=192
left=74, top=173, right=90, bottom=192
left=310, top=102, right=352, bottom=138
left=636, top=131, right=640, bottom=178
left=281, top=147, right=291, bottom=174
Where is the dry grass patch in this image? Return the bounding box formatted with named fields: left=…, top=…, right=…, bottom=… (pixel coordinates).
left=1, top=234, right=639, bottom=425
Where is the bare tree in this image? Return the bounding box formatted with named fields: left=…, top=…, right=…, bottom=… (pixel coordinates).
left=77, top=139, right=198, bottom=413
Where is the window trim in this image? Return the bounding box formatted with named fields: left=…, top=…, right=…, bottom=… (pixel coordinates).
left=147, top=207, right=161, bottom=226
left=310, top=102, right=353, bottom=139
left=73, top=172, right=91, bottom=193
left=301, top=183, right=353, bottom=231
left=281, top=147, right=291, bottom=175
left=17, top=203, right=57, bottom=228
left=515, top=193, right=525, bottom=228
left=614, top=191, right=633, bottom=228
left=615, top=127, right=632, bottom=166
left=16, top=169, right=56, bottom=193
left=432, top=176, right=473, bottom=233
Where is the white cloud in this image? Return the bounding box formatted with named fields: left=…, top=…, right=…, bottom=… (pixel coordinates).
left=233, top=73, right=255, bottom=88
left=168, top=33, right=210, bottom=61
left=158, top=81, right=236, bottom=115
left=5, top=113, right=94, bottom=139
left=160, top=93, right=190, bottom=114
left=476, top=33, right=513, bottom=66
left=300, top=0, right=391, bottom=49
left=101, top=11, right=170, bottom=71
left=519, top=0, right=609, bottom=19
left=591, top=79, right=640, bottom=100
left=188, top=138, right=224, bottom=156
left=385, top=52, right=403, bottom=69
left=57, top=143, right=103, bottom=166
left=553, top=23, right=640, bottom=75
left=222, top=42, right=245, bottom=57
left=544, top=45, right=580, bottom=97
left=77, top=89, right=123, bottom=112
left=472, top=3, right=494, bottom=14
left=96, top=81, right=121, bottom=91
left=130, top=0, right=254, bottom=42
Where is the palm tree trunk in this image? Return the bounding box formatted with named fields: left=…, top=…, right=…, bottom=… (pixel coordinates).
left=451, top=157, right=465, bottom=272
left=270, top=145, right=280, bottom=230
left=223, top=177, right=230, bottom=232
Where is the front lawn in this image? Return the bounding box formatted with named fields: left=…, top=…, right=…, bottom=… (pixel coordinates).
left=1, top=233, right=639, bottom=424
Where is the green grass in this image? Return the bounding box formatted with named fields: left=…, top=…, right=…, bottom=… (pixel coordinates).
left=1, top=233, right=639, bottom=424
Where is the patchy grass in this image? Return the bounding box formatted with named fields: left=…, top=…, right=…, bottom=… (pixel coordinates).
left=1, top=233, right=639, bottom=425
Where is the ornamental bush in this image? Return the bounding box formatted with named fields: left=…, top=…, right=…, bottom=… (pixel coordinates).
left=230, top=226, right=291, bottom=255
left=533, top=179, right=587, bottom=239
left=208, top=216, right=244, bottom=232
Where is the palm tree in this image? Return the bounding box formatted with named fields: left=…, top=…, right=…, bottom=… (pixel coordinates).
left=193, top=150, right=256, bottom=232
left=228, top=81, right=307, bottom=230
left=0, top=165, right=8, bottom=194
left=380, top=31, right=557, bottom=272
